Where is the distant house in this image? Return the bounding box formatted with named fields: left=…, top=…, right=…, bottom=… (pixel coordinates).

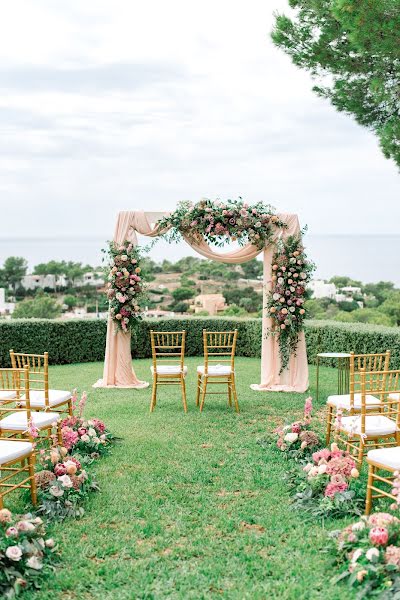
left=77, top=271, right=104, bottom=287
left=0, top=288, right=15, bottom=314
left=308, top=280, right=337, bottom=300
left=21, top=274, right=67, bottom=290
left=191, top=293, right=227, bottom=316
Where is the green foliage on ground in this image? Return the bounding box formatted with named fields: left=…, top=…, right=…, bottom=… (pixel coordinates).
left=9, top=359, right=356, bottom=599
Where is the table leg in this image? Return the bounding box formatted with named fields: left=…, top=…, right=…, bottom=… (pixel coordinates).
left=316, top=357, right=320, bottom=402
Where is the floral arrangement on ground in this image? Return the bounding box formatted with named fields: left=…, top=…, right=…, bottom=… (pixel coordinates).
left=157, top=198, right=287, bottom=250
left=266, top=232, right=315, bottom=371
left=286, top=443, right=364, bottom=518
left=331, top=507, right=400, bottom=597
left=0, top=509, right=57, bottom=598
left=105, top=239, right=147, bottom=332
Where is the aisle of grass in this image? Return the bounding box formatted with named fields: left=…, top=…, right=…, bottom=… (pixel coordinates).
left=12, top=358, right=357, bottom=600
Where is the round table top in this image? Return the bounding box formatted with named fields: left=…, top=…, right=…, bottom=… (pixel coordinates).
left=317, top=352, right=352, bottom=358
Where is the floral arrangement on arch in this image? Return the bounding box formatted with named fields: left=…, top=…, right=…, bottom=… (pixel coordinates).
left=157, top=198, right=287, bottom=250
left=105, top=239, right=146, bottom=332
left=266, top=233, right=315, bottom=371
left=287, top=443, right=364, bottom=518
left=34, top=446, right=99, bottom=521
left=331, top=510, right=400, bottom=596
left=273, top=397, right=320, bottom=460
left=0, top=509, right=57, bottom=597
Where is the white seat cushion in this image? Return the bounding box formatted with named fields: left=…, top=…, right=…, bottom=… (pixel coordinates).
left=341, top=415, right=397, bottom=437
left=0, top=411, right=59, bottom=431
left=0, top=391, right=16, bottom=401
left=367, top=446, right=400, bottom=470
left=197, top=364, right=233, bottom=376
left=327, top=393, right=381, bottom=410
left=389, top=393, right=400, bottom=401
left=20, top=389, right=71, bottom=408
left=0, top=440, right=33, bottom=465
left=151, top=365, right=188, bottom=375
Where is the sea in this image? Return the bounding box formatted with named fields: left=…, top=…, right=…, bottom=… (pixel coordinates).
left=0, top=234, right=399, bottom=286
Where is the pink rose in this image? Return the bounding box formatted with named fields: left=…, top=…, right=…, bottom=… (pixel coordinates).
left=54, top=463, right=67, bottom=476
left=291, top=422, right=301, bottom=434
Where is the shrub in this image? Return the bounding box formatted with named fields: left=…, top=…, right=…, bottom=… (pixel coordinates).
left=0, top=318, right=399, bottom=367
left=12, top=293, right=61, bottom=320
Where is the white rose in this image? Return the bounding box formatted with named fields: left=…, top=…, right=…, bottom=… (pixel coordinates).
left=49, top=485, right=64, bottom=497
left=27, top=556, right=43, bottom=570
left=81, top=434, right=90, bottom=442
left=352, top=521, right=365, bottom=532
left=58, top=474, right=73, bottom=488
left=87, top=420, right=94, bottom=426
left=366, top=547, right=380, bottom=562
left=318, top=464, right=327, bottom=475
left=308, top=466, right=319, bottom=477
left=303, top=463, right=313, bottom=472
left=88, top=428, right=96, bottom=437
left=93, top=437, right=100, bottom=444
left=6, top=545, right=22, bottom=561
left=284, top=432, right=298, bottom=443
left=100, top=434, right=106, bottom=441
left=45, top=538, right=55, bottom=548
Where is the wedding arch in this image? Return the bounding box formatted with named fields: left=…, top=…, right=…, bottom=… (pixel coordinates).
left=94, top=201, right=311, bottom=393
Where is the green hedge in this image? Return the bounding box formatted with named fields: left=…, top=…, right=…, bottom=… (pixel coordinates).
left=0, top=318, right=399, bottom=367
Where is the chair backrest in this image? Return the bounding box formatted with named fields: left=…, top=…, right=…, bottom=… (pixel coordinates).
left=150, top=331, right=186, bottom=371
left=203, top=330, right=238, bottom=375
left=348, top=351, right=391, bottom=410
left=358, top=368, right=400, bottom=434
left=0, top=366, right=31, bottom=434
left=10, top=350, right=50, bottom=407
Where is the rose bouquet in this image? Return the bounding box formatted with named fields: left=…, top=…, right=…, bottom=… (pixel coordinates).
left=266, top=233, right=314, bottom=371
left=105, top=239, right=147, bottom=332
left=331, top=512, right=400, bottom=596
left=60, top=415, right=114, bottom=458
left=35, top=446, right=99, bottom=520
left=272, top=397, right=320, bottom=460
left=157, top=198, right=287, bottom=250
left=0, top=509, right=57, bottom=597
left=287, top=443, right=364, bottom=518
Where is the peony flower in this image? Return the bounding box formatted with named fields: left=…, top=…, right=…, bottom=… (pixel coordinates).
left=324, top=481, right=348, bottom=497
left=366, top=547, right=380, bottom=562
left=6, top=526, right=18, bottom=537
left=369, top=527, right=389, bottom=546
left=17, top=520, right=35, bottom=532
left=0, top=508, right=12, bottom=523
left=6, top=545, right=22, bottom=561
left=27, top=556, right=43, bottom=570
left=368, top=513, right=398, bottom=527
left=54, top=463, right=67, bottom=477
left=58, top=474, right=73, bottom=488
left=291, top=422, right=301, bottom=434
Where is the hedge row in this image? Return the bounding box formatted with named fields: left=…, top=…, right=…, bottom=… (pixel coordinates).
left=0, top=318, right=399, bottom=367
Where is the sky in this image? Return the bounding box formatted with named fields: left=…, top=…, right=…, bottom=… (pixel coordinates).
left=0, top=0, right=399, bottom=252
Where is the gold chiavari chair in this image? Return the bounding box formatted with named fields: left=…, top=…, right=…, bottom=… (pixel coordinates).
left=365, top=370, right=400, bottom=514
left=335, top=367, right=400, bottom=468
left=325, top=351, right=391, bottom=444
left=10, top=350, right=73, bottom=415
left=0, top=367, right=37, bottom=508
left=196, top=329, right=239, bottom=413
left=150, top=331, right=187, bottom=413
left=0, top=366, right=61, bottom=446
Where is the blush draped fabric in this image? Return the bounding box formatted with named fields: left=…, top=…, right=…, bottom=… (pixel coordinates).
left=94, top=210, right=309, bottom=392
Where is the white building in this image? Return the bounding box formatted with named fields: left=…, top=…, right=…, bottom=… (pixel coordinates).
left=21, top=274, right=67, bottom=290
left=0, top=288, right=15, bottom=314
left=308, top=280, right=337, bottom=300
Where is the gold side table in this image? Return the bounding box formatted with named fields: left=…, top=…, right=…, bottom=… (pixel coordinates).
left=316, top=352, right=351, bottom=402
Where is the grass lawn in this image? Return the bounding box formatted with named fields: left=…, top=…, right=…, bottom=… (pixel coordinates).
left=11, top=357, right=359, bottom=600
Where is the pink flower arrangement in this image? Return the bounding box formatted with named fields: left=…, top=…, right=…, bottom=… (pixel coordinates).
left=303, top=443, right=359, bottom=501
left=325, top=481, right=349, bottom=497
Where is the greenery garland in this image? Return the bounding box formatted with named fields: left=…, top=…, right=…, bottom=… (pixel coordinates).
left=266, top=233, right=315, bottom=371
left=105, top=240, right=147, bottom=332
left=157, top=198, right=287, bottom=250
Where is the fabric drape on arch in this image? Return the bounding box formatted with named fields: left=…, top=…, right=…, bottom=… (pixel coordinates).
left=93, top=210, right=309, bottom=392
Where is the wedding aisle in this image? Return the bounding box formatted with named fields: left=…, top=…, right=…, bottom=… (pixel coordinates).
left=13, top=358, right=355, bottom=600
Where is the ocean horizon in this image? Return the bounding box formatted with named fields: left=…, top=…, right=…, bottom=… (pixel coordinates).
left=0, top=234, right=399, bottom=286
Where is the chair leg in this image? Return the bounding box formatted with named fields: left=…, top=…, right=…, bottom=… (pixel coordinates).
left=196, top=374, right=201, bottom=406
left=365, top=464, right=374, bottom=515
left=199, top=377, right=208, bottom=412
left=150, top=378, right=157, bottom=412
left=227, top=379, right=232, bottom=407
left=181, top=377, right=187, bottom=413
left=68, top=399, right=73, bottom=416
left=28, top=453, right=37, bottom=506
left=231, top=375, right=240, bottom=413
left=326, top=405, right=333, bottom=445
left=357, top=439, right=364, bottom=467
